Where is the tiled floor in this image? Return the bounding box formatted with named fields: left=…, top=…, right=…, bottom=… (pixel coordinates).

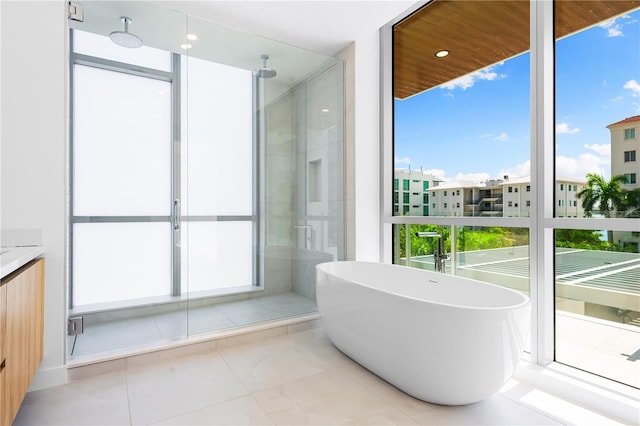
left=16, top=327, right=637, bottom=425
left=70, top=292, right=318, bottom=358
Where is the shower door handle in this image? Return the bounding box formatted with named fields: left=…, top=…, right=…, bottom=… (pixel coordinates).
left=173, top=199, right=181, bottom=231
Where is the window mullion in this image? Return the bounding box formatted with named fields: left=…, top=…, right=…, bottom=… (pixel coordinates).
left=530, top=0, right=555, bottom=367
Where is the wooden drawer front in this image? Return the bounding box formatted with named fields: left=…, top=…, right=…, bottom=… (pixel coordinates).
left=3, top=259, right=45, bottom=425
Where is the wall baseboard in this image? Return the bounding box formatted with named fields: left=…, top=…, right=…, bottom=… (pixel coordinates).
left=28, top=366, right=68, bottom=392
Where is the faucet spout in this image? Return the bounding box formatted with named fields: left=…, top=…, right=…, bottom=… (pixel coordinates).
left=417, top=232, right=448, bottom=273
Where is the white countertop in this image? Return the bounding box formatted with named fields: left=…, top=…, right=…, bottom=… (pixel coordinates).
left=0, top=246, right=45, bottom=280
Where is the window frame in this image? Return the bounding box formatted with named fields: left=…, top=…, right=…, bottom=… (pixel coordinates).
left=381, top=0, right=639, bottom=373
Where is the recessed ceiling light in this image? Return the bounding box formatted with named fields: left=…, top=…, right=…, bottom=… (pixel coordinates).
left=321, top=108, right=330, bottom=113
left=435, top=50, right=450, bottom=58
left=180, top=43, right=192, bottom=50
left=186, top=33, right=198, bottom=41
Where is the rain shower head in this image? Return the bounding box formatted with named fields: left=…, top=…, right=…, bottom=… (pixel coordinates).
left=254, top=54, right=277, bottom=79
left=110, top=16, right=143, bottom=48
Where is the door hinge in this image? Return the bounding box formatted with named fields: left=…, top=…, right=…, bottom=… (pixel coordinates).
left=68, top=2, right=84, bottom=22
left=68, top=316, right=84, bottom=335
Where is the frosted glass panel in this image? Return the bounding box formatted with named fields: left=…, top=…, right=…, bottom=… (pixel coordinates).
left=182, top=221, right=253, bottom=293
left=73, top=223, right=171, bottom=306
left=182, top=57, right=253, bottom=216
left=73, top=30, right=172, bottom=71
left=73, top=65, right=171, bottom=216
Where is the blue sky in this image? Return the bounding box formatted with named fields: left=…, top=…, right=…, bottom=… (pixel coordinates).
left=394, top=9, right=640, bottom=182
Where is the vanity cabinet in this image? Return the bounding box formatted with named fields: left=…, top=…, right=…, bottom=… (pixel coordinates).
left=0, top=258, right=45, bottom=426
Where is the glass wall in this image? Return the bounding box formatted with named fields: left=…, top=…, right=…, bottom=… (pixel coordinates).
left=389, top=0, right=639, bottom=387
left=554, top=2, right=640, bottom=386
left=394, top=224, right=529, bottom=294
left=393, top=1, right=530, bottom=219
left=391, top=0, right=531, bottom=297
left=67, top=1, right=344, bottom=359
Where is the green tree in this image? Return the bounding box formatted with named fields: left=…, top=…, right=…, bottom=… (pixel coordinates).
left=576, top=173, right=626, bottom=218
left=555, top=229, right=620, bottom=251
left=621, top=188, right=640, bottom=218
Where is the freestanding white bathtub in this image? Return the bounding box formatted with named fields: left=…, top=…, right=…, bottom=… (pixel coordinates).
left=316, top=261, right=531, bottom=405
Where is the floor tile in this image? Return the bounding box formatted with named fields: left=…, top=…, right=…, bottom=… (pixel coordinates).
left=406, top=393, right=562, bottom=425
left=258, top=372, right=417, bottom=425
left=13, top=372, right=130, bottom=426
left=72, top=315, right=162, bottom=356
left=285, top=328, right=354, bottom=368
left=219, top=332, right=334, bottom=392
left=153, top=395, right=274, bottom=425
left=126, top=352, right=249, bottom=425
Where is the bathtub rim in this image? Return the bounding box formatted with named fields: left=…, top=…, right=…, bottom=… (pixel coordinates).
left=316, top=260, right=531, bottom=312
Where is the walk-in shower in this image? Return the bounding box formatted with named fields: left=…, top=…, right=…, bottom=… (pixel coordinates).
left=67, top=1, right=344, bottom=360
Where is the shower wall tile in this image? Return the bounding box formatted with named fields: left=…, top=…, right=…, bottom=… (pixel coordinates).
left=337, top=43, right=355, bottom=261
left=262, top=245, right=293, bottom=292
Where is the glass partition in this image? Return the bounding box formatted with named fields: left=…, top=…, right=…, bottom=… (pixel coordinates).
left=393, top=0, right=530, bottom=218
left=390, top=0, right=639, bottom=386
left=393, top=224, right=529, bottom=296
left=554, top=2, right=640, bottom=387
left=67, top=1, right=344, bottom=360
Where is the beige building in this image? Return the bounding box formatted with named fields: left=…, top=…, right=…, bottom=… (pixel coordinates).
left=608, top=115, right=640, bottom=250
left=394, top=171, right=586, bottom=218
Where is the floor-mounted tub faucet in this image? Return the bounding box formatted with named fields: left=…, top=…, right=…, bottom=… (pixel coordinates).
left=417, top=232, right=449, bottom=273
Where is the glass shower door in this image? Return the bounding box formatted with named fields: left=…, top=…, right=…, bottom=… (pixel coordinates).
left=292, top=61, right=344, bottom=301
left=180, top=52, right=257, bottom=334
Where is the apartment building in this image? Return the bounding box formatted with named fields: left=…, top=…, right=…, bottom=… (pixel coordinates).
left=393, top=169, right=443, bottom=216
left=609, top=115, right=640, bottom=250
left=395, top=172, right=585, bottom=218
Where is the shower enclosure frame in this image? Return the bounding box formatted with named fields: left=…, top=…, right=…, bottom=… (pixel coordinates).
left=68, top=28, right=260, bottom=311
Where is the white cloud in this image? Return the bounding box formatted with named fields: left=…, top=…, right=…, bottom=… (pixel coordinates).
left=624, top=79, right=640, bottom=96
left=440, top=65, right=505, bottom=91
left=555, top=145, right=610, bottom=181
left=584, top=143, right=611, bottom=158
left=556, top=122, right=580, bottom=134
left=599, top=18, right=624, bottom=37
left=609, top=96, right=624, bottom=102
left=499, top=160, right=530, bottom=179
left=453, top=172, right=490, bottom=182
left=394, top=156, right=411, bottom=165
left=607, top=26, right=623, bottom=37
left=495, top=132, right=509, bottom=142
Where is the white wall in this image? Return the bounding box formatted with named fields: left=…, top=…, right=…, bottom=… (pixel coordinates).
left=353, top=30, right=381, bottom=261
left=1, top=1, right=68, bottom=389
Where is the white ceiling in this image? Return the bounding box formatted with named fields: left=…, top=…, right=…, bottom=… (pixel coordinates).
left=151, top=1, right=420, bottom=56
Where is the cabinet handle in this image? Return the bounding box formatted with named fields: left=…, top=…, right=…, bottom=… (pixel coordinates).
left=0, top=359, right=5, bottom=372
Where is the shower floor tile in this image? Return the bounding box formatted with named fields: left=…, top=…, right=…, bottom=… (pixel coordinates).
left=70, top=291, right=317, bottom=358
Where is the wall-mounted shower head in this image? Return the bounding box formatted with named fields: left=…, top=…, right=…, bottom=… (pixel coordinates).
left=254, top=54, right=277, bottom=79
left=110, top=16, right=143, bottom=48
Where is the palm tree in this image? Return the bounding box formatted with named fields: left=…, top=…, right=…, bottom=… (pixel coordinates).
left=576, top=173, right=626, bottom=218
left=621, top=188, right=640, bottom=218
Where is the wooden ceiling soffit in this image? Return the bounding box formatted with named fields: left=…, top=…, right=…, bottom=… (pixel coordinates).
left=394, top=0, right=640, bottom=100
